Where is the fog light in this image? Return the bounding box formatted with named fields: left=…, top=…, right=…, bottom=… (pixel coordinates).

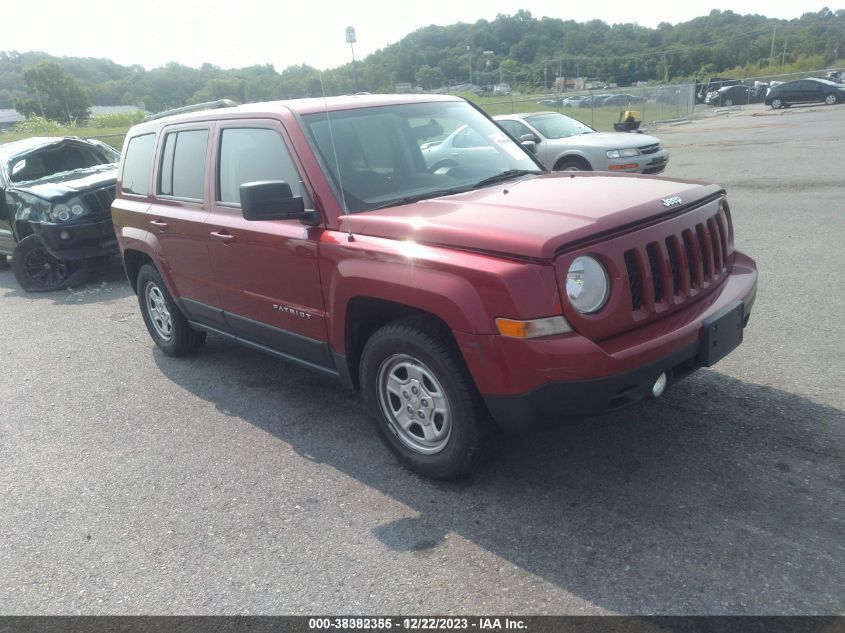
left=651, top=372, right=668, bottom=398
left=59, top=230, right=72, bottom=241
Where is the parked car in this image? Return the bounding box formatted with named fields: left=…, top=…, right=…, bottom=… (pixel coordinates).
left=0, top=136, right=120, bottom=291
left=765, top=78, right=845, bottom=109
left=602, top=94, right=647, bottom=107
left=112, top=94, right=756, bottom=479
left=494, top=111, right=669, bottom=174
left=705, top=84, right=766, bottom=107
left=696, top=78, right=741, bottom=104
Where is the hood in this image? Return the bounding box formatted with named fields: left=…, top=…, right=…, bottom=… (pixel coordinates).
left=8, top=165, right=118, bottom=202
left=549, top=132, right=661, bottom=150
left=338, top=173, right=722, bottom=261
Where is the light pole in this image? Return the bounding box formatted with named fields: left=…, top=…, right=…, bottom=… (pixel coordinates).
left=466, top=45, right=472, bottom=85
left=346, top=26, right=359, bottom=92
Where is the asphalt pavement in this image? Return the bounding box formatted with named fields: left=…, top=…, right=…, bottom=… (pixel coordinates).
left=1, top=102, right=843, bottom=615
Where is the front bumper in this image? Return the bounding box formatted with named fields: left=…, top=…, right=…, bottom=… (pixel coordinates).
left=606, top=148, right=669, bottom=175
left=32, top=217, right=119, bottom=261
left=456, top=252, right=757, bottom=431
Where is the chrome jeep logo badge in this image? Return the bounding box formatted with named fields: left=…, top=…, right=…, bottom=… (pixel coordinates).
left=661, top=196, right=683, bottom=208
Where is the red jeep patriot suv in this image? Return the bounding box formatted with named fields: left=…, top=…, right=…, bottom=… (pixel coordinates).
left=112, top=95, right=757, bottom=479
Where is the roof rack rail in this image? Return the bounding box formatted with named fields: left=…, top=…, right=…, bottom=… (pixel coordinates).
left=143, top=99, right=238, bottom=122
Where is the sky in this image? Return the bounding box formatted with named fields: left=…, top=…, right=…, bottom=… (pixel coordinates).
left=3, top=0, right=838, bottom=71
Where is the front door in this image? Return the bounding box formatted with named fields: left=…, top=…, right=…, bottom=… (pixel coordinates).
left=205, top=122, right=331, bottom=368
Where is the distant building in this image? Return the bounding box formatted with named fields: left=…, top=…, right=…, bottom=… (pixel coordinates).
left=0, top=109, right=25, bottom=131
left=394, top=82, right=413, bottom=93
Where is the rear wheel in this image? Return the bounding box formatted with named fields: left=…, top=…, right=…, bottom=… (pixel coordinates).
left=0, top=254, right=8, bottom=268
left=136, top=264, right=206, bottom=356
left=360, top=316, right=489, bottom=479
left=12, top=234, right=85, bottom=292
left=824, top=94, right=838, bottom=105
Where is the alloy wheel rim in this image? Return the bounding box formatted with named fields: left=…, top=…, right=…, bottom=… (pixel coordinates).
left=145, top=282, right=173, bottom=341
left=23, top=245, right=68, bottom=288
left=376, top=354, right=452, bottom=455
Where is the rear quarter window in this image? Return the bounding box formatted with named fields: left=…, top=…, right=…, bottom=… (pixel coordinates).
left=121, top=134, right=156, bottom=196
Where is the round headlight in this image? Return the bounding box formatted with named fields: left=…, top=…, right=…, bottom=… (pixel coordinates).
left=71, top=204, right=85, bottom=216
left=53, top=204, right=70, bottom=222
left=566, top=256, right=610, bottom=313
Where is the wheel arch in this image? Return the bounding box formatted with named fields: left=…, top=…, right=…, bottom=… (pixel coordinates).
left=123, top=248, right=156, bottom=293
left=341, top=297, right=461, bottom=390
left=553, top=152, right=592, bottom=171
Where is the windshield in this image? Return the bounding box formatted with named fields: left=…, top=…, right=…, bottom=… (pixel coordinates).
left=525, top=113, right=595, bottom=139
left=6, top=140, right=120, bottom=184
left=301, top=101, right=542, bottom=213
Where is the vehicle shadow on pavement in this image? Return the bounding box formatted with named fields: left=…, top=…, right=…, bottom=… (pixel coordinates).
left=0, top=258, right=133, bottom=304
left=154, top=338, right=844, bottom=614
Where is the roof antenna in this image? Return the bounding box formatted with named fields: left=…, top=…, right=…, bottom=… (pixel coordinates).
left=319, top=72, right=354, bottom=242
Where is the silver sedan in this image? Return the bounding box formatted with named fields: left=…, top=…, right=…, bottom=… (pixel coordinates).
left=494, top=112, right=669, bottom=174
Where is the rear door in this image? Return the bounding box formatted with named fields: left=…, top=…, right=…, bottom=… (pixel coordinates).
left=148, top=124, right=221, bottom=314
left=205, top=121, right=331, bottom=367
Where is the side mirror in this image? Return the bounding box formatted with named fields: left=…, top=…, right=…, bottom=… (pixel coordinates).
left=239, top=181, right=318, bottom=226
left=520, top=134, right=538, bottom=154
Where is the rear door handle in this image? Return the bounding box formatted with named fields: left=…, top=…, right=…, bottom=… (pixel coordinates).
left=150, top=219, right=169, bottom=231
left=210, top=230, right=236, bottom=245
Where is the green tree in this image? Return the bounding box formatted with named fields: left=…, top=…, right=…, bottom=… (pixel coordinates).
left=415, top=65, right=445, bottom=89
left=14, top=60, right=91, bottom=123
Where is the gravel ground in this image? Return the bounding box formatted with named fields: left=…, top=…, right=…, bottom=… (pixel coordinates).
left=1, top=102, right=843, bottom=615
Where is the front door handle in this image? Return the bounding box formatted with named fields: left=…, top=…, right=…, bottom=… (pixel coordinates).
left=210, top=230, right=236, bottom=245
left=150, top=219, right=169, bottom=231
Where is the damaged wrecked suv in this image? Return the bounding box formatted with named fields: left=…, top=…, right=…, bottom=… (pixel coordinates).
left=0, top=137, right=120, bottom=291
left=113, top=95, right=757, bottom=479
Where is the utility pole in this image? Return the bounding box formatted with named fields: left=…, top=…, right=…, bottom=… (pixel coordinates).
left=33, top=78, right=45, bottom=118
left=467, top=46, right=472, bottom=85
left=544, top=63, right=548, bottom=91
left=769, top=25, right=777, bottom=67
left=782, top=39, right=787, bottom=66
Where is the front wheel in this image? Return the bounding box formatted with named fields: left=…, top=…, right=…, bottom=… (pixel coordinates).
left=824, top=94, right=838, bottom=105
left=360, top=316, right=489, bottom=479
left=136, top=264, right=206, bottom=356
left=12, top=234, right=85, bottom=292
left=770, top=97, right=783, bottom=109
left=555, top=157, right=592, bottom=172
left=723, top=98, right=734, bottom=106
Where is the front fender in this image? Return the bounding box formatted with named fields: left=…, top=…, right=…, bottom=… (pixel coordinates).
left=317, top=232, right=562, bottom=354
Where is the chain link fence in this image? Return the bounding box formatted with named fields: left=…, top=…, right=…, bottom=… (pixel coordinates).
left=477, top=84, right=696, bottom=131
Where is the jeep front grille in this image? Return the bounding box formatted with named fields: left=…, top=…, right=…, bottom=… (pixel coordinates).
left=623, top=204, right=732, bottom=312
left=82, top=186, right=116, bottom=217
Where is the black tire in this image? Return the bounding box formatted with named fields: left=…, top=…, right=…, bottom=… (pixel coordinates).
left=136, top=264, right=206, bottom=356
left=11, top=234, right=86, bottom=292
left=359, top=315, right=489, bottom=479
left=824, top=94, right=838, bottom=106
left=770, top=97, right=783, bottom=110
left=724, top=98, right=733, bottom=107
left=0, top=254, right=8, bottom=268
left=555, top=157, right=592, bottom=172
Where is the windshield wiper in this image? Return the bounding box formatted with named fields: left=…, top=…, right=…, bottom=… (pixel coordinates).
left=471, top=169, right=543, bottom=189
left=368, top=187, right=473, bottom=211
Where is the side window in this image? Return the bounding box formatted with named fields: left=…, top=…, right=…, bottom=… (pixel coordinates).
left=218, top=128, right=301, bottom=205
left=499, top=120, right=533, bottom=139
left=158, top=129, right=208, bottom=200
left=121, top=134, right=156, bottom=196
